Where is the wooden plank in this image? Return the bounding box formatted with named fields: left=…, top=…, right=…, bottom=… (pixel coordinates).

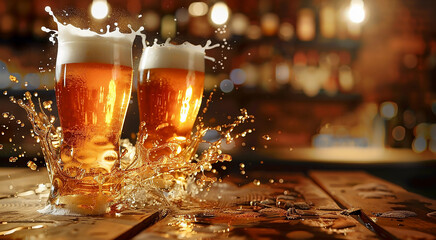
left=0, top=168, right=49, bottom=199
left=134, top=172, right=378, bottom=240
left=310, top=171, right=436, bottom=240
left=0, top=168, right=164, bottom=240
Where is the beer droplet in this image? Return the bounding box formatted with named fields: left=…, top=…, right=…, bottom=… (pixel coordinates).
left=43, top=101, right=53, bottom=111
left=253, top=179, right=261, bottom=186
left=0, top=144, right=3, bottom=150
left=16, top=120, right=21, bottom=125
left=239, top=163, right=245, bottom=168
left=251, top=146, right=256, bottom=151
left=27, top=161, right=37, bottom=171
left=9, top=96, right=16, bottom=103
left=9, top=157, right=18, bottom=163
left=33, top=92, right=38, bottom=97
left=2, top=112, right=9, bottom=118
left=9, top=75, right=18, bottom=83
left=3, top=91, right=7, bottom=96
left=9, top=115, right=15, bottom=121
left=262, top=135, right=271, bottom=141
left=269, top=179, right=275, bottom=183
left=24, top=82, right=28, bottom=87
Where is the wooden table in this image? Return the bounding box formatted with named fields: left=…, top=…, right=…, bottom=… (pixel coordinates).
left=0, top=167, right=435, bottom=240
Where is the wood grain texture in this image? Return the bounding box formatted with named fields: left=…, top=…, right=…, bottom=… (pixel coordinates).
left=0, top=168, right=164, bottom=240
left=134, top=173, right=378, bottom=240
left=310, top=171, right=436, bottom=240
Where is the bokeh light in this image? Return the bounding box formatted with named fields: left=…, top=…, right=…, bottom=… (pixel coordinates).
left=142, top=11, right=160, bottom=31
left=90, top=0, right=109, bottom=20
left=261, top=13, right=279, bottom=36
left=347, top=0, right=366, bottom=24
left=380, top=101, right=398, bottom=119
left=275, top=63, right=290, bottom=84
left=246, top=24, right=262, bottom=40
left=161, top=14, right=176, bottom=38
left=230, top=68, right=246, bottom=85
left=278, top=22, right=294, bottom=41
left=412, top=136, right=427, bottom=153
left=403, top=54, right=418, bottom=69
left=210, top=2, right=229, bottom=26
left=188, top=2, right=208, bottom=17
left=392, top=125, right=406, bottom=142
left=414, top=123, right=429, bottom=138
left=220, top=79, right=234, bottom=93
left=230, top=13, right=249, bottom=36
left=338, top=65, right=354, bottom=91
left=175, top=8, right=190, bottom=26
left=297, top=8, right=315, bottom=41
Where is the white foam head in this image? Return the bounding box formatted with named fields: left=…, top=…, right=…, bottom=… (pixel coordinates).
left=44, top=6, right=140, bottom=80
left=139, top=42, right=205, bottom=72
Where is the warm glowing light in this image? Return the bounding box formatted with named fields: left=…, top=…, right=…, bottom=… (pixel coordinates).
left=161, top=14, right=176, bottom=38
left=347, top=0, right=366, bottom=24
left=279, top=22, right=294, bottom=41
left=180, top=86, right=193, bottom=123
left=297, top=8, right=316, bottom=41
left=105, top=79, right=116, bottom=124
left=230, top=13, right=249, bottom=36
left=320, top=6, right=336, bottom=38
left=210, top=2, right=229, bottom=25
left=275, top=63, right=290, bottom=84
left=143, top=11, right=160, bottom=31
left=90, top=0, right=109, bottom=20
left=261, top=13, right=279, bottom=36
left=188, top=2, right=208, bottom=17
left=338, top=65, right=354, bottom=91
left=380, top=101, right=398, bottom=119
left=246, top=25, right=262, bottom=40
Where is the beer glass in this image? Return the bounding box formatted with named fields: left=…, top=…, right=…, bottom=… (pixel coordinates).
left=137, top=44, right=205, bottom=163
left=52, top=32, right=134, bottom=214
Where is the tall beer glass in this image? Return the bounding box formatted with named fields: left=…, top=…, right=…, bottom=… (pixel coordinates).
left=53, top=31, right=134, bottom=214
left=137, top=44, right=205, bottom=162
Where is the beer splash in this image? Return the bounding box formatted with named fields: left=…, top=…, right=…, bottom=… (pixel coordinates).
left=17, top=89, right=255, bottom=213
left=9, top=8, right=255, bottom=215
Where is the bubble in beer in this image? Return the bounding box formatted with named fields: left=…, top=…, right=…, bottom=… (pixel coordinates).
left=9, top=157, right=18, bottom=163
left=2, top=112, right=9, bottom=118
left=3, top=91, right=7, bottom=95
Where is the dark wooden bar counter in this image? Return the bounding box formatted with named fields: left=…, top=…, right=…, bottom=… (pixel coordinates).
left=1, top=166, right=435, bottom=240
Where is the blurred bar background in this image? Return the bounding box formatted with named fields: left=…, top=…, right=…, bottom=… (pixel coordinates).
left=0, top=0, right=435, bottom=195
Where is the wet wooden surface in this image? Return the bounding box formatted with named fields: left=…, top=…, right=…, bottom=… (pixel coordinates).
left=310, top=171, right=436, bottom=240
left=0, top=168, right=435, bottom=239
left=0, top=168, right=164, bottom=240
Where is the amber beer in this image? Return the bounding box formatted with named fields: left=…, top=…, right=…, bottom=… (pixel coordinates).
left=137, top=45, right=205, bottom=162
left=52, top=30, right=134, bottom=214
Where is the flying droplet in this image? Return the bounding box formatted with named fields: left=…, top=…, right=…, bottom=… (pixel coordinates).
left=9, top=75, right=18, bottom=83
left=27, top=161, right=37, bottom=170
